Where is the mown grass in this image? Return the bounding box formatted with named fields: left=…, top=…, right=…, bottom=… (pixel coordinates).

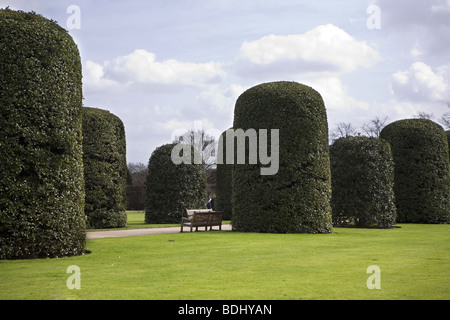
left=0, top=222, right=449, bottom=300
left=89, top=211, right=229, bottom=230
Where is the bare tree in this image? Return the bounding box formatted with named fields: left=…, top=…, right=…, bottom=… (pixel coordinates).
left=361, top=116, right=389, bottom=138
left=173, top=129, right=217, bottom=169
left=414, top=111, right=434, bottom=120
left=440, top=103, right=450, bottom=129
left=330, top=122, right=359, bottom=143
left=127, top=162, right=148, bottom=185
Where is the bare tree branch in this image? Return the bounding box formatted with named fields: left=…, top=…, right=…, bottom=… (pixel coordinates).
left=173, top=129, right=217, bottom=169
left=330, top=122, right=359, bottom=143
left=361, top=116, right=389, bottom=138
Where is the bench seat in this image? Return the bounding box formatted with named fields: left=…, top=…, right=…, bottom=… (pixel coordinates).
left=180, top=210, right=223, bottom=232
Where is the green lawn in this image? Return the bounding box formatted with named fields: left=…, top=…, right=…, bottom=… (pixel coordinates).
left=88, top=211, right=231, bottom=230
left=0, top=219, right=449, bottom=300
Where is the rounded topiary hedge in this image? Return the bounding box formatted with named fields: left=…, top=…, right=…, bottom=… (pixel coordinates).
left=215, top=129, right=233, bottom=220
left=330, top=136, right=396, bottom=228
left=145, top=143, right=207, bottom=224
left=232, top=81, right=333, bottom=233
left=446, top=130, right=450, bottom=158
left=0, top=9, right=85, bottom=259
left=380, top=119, right=450, bottom=223
left=82, top=107, right=128, bottom=229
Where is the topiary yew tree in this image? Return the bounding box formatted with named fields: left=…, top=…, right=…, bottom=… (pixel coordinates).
left=215, top=128, right=233, bottom=220
left=330, top=136, right=396, bottom=228
left=0, top=9, right=86, bottom=259
left=446, top=130, right=450, bottom=158
left=380, top=119, right=450, bottom=223
left=82, top=107, right=128, bottom=229
left=232, top=81, right=333, bottom=233
left=145, top=143, right=207, bottom=224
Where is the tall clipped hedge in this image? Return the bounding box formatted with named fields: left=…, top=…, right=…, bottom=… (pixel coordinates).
left=446, top=130, right=450, bottom=158
left=215, top=129, right=233, bottom=220
left=0, top=9, right=85, bottom=259
left=330, top=136, right=396, bottom=228
left=145, top=143, right=207, bottom=224
left=232, top=81, right=332, bottom=233
left=82, top=107, right=127, bottom=228
left=380, top=119, right=450, bottom=223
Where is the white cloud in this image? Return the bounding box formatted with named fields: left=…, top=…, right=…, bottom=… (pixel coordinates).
left=431, top=0, right=450, bottom=12
left=374, top=0, right=450, bottom=59
left=236, top=24, right=380, bottom=77
left=391, top=62, right=449, bottom=102
left=83, top=49, right=226, bottom=93
left=197, top=83, right=248, bottom=113
left=307, top=76, right=370, bottom=112
left=83, top=60, right=120, bottom=93
left=104, top=49, right=226, bottom=86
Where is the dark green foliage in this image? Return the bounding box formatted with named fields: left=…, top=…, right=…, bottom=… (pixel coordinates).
left=0, top=9, right=85, bottom=259
left=232, top=81, right=333, bottom=233
left=145, top=143, right=207, bottom=224
left=330, top=137, right=396, bottom=228
left=82, top=107, right=127, bottom=228
left=380, top=119, right=450, bottom=223
left=215, top=129, right=233, bottom=219
left=446, top=131, right=450, bottom=158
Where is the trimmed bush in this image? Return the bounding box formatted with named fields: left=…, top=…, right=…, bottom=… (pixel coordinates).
left=380, top=119, right=450, bottom=223
left=330, top=136, right=396, bottom=228
left=446, top=130, right=450, bottom=158
left=0, top=9, right=85, bottom=259
left=232, top=81, right=332, bottom=233
left=145, top=143, right=207, bottom=224
left=215, top=129, right=233, bottom=220
left=82, top=107, right=127, bottom=229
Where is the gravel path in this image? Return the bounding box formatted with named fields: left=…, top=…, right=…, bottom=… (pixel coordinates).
left=87, top=224, right=232, bottom=239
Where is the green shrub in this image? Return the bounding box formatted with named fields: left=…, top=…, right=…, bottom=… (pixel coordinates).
left=145, top=143, right=207, bottom=224
left=82, top=107, right=127, bottom=229
left=330, top=136, right=396, bottom=228
left=215, top=129, right=233, bottom=219
left=0, top=9, right=85, bottom=259
left=446, top=130, right=450, bottom=158
left=232, top=81, right=333, bottom=233
left=380, top=119, right=450, bottom=223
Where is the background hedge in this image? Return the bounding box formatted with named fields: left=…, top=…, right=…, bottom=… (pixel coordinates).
left=446, top=130, right=450, bottom=158
left=82, top=107, right=127, bottom=229
left=215, top=129, right=233, bottom=220
left=145, top=143, right=207, bottom=224
left=232, top=81, right=333, bottom=233
left=380, top=119, right=450, bottom=223
left=330, top=136, right=396, bottom=228
left=0, top=9, right=85, bottom=259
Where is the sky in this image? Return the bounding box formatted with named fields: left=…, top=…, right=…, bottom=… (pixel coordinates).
left=2, top=0, right=450, bottom=164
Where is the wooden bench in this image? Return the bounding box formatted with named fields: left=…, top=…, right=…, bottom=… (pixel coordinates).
left=180, top=210, right=223, bottom=232
left=185, top=208, right=212, bottom=222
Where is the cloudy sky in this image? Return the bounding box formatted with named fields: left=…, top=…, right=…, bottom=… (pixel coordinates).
left=2, top=0, right=450, bottom=164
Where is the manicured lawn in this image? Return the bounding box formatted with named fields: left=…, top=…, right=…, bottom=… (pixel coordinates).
left=86, top=210, right=177, bottom=230
left=0, top=223, right=448, bottom=300
left=88, top=211, right=231, bottom=230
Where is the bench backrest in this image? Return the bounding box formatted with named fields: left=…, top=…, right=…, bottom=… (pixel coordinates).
left=186, top=208, right=212, bottom=217
left=209, top=212, right=223, bottom=224
left=191, top=212, right=210, bottom=225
